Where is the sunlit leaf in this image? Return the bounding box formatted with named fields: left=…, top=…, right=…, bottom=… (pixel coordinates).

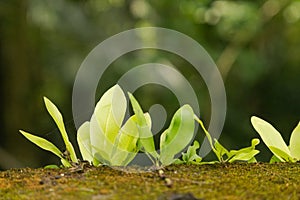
left=111, top=114, right=150, bottom=166
left=94, top=85, right=126, bottom=143
left=181, top=140, right=202, bottom=164
left=159, top=105, right=195, bottom=166
left=289, top=121, right=300, bottom=160
left=214, top=139, right=229, bottom=162
left=90, top=113, right=111, bottom=164
left=251, top=116, right=290, bottom=159
left=19, top=130, right=71, bottom=167
left=227, top=139, right=260, bottom=163
left=269, top=146, right=296, bottom=162
left=44, top=97, right=77, bottom=163
left=194, top=115, right=218, bottom=154
left=90, top=85, right=127, bottom=165
left=128, top=93, right=159, bottom=161
left=228, top=150, right=260, bottom=163
left=77, top=121, right=93, bottom=162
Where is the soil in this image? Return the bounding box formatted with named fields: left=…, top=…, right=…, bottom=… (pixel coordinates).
left=1, top=163, right=300, bottom=200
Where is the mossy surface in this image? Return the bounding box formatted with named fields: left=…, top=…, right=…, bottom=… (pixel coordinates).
left=1, top=163, right=300, bottom=200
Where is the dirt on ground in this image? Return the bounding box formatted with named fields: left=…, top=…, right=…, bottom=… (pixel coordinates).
left=1, top=163, right=300, bottom=200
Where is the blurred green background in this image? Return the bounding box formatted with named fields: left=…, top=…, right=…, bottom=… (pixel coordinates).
left=0, top=0, right=299, bottom=169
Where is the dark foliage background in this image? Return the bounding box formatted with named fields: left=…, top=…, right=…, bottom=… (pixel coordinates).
left=0, top=0, right=299, bottom=169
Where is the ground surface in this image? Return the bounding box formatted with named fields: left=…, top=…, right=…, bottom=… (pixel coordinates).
left=1, top=163, right=300, bottom=200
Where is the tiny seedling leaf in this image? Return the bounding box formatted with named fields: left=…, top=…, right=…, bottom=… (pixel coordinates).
left=227, top=138, right=260, bottom=163
left=19, top=130, right=71, bottom=167
left=181, top=141, right=202, bottom=164
left=77, top=121, right=93, bottom=162
left=194, top=115, right=218, bottom=155
left=44, top=97, right=77, bottom=163
left=214, top=139, right=229, bottom=162
left=251, top=116, right=290, bottom=159
left=128, top=93, right=159, bottom=161
left=159, top=105, right=195, bottom=166
left=289, top=121, right=300, bottom=160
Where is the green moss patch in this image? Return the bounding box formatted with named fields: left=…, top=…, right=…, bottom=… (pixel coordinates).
left=1, top=163, right=300, bottom=199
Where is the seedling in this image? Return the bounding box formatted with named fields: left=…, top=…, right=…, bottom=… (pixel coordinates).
left=251, top=116, right=300, bottom=163
left=19, top=84, right=265, bottom=168
left=174, top=141, right=202, bottom=164
left=192, top=115, right=260, bottom=163
left=128, top=93, right=195, bottom=167
left=19, top=97, right=78, bottom=167
left=77, top=85, right=149, bottom=166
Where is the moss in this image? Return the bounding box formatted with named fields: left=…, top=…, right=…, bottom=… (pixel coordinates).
left=1, top=163, right=300, bottom=199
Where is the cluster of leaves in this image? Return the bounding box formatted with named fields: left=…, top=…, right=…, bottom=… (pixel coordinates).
left=20, top=84, right=299, bottom=168
left=175, top=116, right=260, bottom=165
left=20, top=85, right=196, bottom=167
left=251, top=116, right=300, bottom=163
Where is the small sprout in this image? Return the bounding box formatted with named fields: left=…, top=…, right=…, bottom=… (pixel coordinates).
left=77, top=85, right=149, bottom=166
left=19, top=96, right=78, bottom=168
left=251, top=116, right=300, bottom=162
left=174, top=141, right=202, bottom=164
left=193, top=115, right=260, bottom=163
left=129, top=93, right=195, bottom=167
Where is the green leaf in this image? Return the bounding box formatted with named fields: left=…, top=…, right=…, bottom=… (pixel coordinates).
left=90, top=84, right=127, bottom=164
left=90, top=114, right=110, bottom=164
left=289, top=121, right=300, bottom=160
left=111, top=114, right=150, bottom=166
left=214, top=139, right=229, bottom=162
left=269, top=146, right=296, bottom=162
left=128, top=93, right=159, bottom=161
left=94, top=85, right=126, bottom=143
left=77, top=122, right=93, bottom=162
left=228, top=150, right=260, bottom=163
left=194, top=115, right=217, bottom=154
left=181, top=141, right=202, bottom=164
left=269, top=155, right=282, bottom=163
left=44, top=165, right=60, bottom=169
left=227, top=138, right=260, bottom=163
left=19, top=130, right=71, bottom=167
left=159, top=105, right=195, bottom=166
left=251, top=116, right=291, bottom=159
left=44, top=97, right=77, bottom=163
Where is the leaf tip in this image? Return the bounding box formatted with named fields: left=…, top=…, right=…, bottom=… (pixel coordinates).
left=43, top=96, right=50, bottom=103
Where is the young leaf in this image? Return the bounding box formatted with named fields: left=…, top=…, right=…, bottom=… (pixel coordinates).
left=128, top=93, right=159, bottom=161
left=44, top=97, right=77, bottom=163
left=228, top=150, right=260, bottom=163
left=181, top=141, right=202, bottom=164
left=289, top=121, right=300, bottom=160
left=77, top=122, right=93, bottom=162
left=44, top=165, right=60, bottom=169
left=194, top=115, right=218, bottom=156
left=251, top=116, right=290, bottom=159
left=93, top=85, right=126, bottom=144
left=159, top=105, right=195, bottom=166
left=269, top=146, right=295, bottom=162
left=90, top=84, right=127, bottom=164
left=269, top=155, right=282, bottom=163
left=214, top=139, right=229, bottom=162
left=111, top=114, right=144, bottom=166
left=19, top=130, right=71, bottom=167
left=90, top=113, right=111, bottom=164
left=227, top=138, right=260, bottom=162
